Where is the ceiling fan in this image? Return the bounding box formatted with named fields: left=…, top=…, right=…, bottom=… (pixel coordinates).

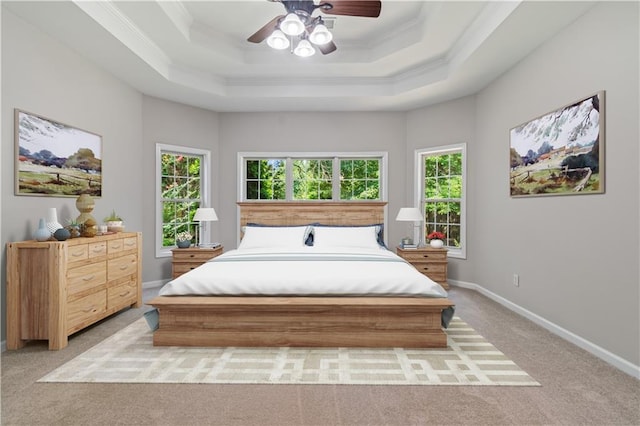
left=248, top=0, right=382, bottom=57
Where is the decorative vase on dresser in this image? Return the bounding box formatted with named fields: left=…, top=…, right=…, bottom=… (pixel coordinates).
left=33, top=218, right=51, bottom=241
left=6, top=232, right=142, bottom=350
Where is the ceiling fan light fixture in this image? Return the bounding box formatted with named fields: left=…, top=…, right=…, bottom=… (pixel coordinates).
left=266, top=29, right=290, bottom=50
left=294, top=39, right=315, bottom=57
left=309, top=24, right=333, bottom=45
left=280, top=13, right=305, bottom=36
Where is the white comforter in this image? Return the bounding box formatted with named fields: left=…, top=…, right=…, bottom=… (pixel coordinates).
left=159, top=246, right=448, bottom=298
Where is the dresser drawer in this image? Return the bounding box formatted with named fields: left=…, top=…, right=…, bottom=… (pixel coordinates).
left=67, top=289, right=107, bottom=333
left=67, top=244, right=89, bottom=263
left=108, top=254, right=137, bottom=280
left=67, top=261, right=107, bottom=298
left=108, top=238, right=125, bottom=254
left=88, top=241, right=107, bottom=258
left=123, top=236, right=138, bottom=251
left=108, top=279, right=137, bottom=310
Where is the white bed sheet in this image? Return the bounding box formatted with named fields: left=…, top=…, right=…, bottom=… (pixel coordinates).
left=159, top=246, right=448, bottom=298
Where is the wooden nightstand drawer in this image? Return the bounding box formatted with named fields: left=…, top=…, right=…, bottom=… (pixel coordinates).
left=172, top=246, right=223, bottom=279
left=411, top=262, right=446, bottom=276
left=396, top=246, right=449, bottom=290
left=397, top=250, right=447, bottom=262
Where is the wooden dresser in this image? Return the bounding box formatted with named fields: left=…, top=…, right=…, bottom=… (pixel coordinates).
left=6, top=232, right=142, bottom=350
left=172, top=246, right=223, bottom=279
left=396, top=246, right=449, bottom=290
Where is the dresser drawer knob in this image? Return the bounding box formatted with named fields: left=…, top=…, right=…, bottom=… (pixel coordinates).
left=119, top=265, right=128, bottom=270
left=82, top=275, right=95, bottom=281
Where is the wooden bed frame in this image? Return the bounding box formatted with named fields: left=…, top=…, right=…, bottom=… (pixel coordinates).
left=149, top=202, right=454, bottom=348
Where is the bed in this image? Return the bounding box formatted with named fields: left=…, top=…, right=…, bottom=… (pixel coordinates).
left=149, top=202, right=455, bottom=348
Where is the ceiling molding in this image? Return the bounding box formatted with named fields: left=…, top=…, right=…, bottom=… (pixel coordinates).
left=157, top=0, right=193, bottom=42
left=72, top=0, right=171, bottom=78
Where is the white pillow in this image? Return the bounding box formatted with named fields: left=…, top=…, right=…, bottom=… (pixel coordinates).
left=312, top=226, right=381, bottom=249
left=238, top=225, right=310, bottom=250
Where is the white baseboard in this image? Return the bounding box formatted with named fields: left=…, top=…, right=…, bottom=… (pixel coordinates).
left=449, top=279, right=640, bottom=379
left=143, top=279, right=169, bottom=290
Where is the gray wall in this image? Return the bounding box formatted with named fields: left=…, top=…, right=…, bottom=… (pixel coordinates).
left=472, top=2, right=638, bottom=365
left=1, top=10, right=144, bottom=340
left=141, top=96, right=220, bottom=282
left=1, top=3, right=638, bottom=370
left=218, top=112, right=407, bottom=247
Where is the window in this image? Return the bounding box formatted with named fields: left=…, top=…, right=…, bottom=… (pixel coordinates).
left=415, top=144, right=466, bottom=259
left=239, top=152, right=386, bottom=201
left=156, top=144, right=210, bottom=257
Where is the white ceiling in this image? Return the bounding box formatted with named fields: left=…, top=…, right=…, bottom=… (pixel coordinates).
left=4, top=1, right=596, bottom=112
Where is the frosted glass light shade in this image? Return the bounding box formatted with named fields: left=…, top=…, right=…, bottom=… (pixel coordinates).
left=309, top=24, right=332, bottom=45
left=280, top=13, right=304, bottom=36
left=194, top=207, right=218, bottom=222
left=395, top=207, right=423, bottom=222
left=294, top=39, right=315, bottom=57
left=267, top=30, right=290, bottom=50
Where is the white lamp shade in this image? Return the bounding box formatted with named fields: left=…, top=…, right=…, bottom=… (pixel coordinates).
left=280, top=13, right=305, bottom=36
left=194, top=207, right=218, bottom=222
left=309, top=24, right=332, bottom=45
left=294, top=39, right=315, bottom=57
left=395, top=207, right=423, bottom=222
left=266, top=29, right=290, bottom=50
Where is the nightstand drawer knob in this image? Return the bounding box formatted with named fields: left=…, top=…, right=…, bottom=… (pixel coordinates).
left=190, top=254, right=195, bottom=258
left=422, top=267, right=429, bottom=270
left=422, top=255, right=430, bottom=258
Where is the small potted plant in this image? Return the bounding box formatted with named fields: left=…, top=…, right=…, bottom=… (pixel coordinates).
left=427, top=231, right=446, bottom=248
left=104, top=210, right=124, bottom=233
left=176, top=231, right=193, bottom=248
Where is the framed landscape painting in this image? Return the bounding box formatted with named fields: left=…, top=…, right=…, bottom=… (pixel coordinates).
left=509, top=91, right=604, bottom=197
left=15, top=109, right=102, bottom=197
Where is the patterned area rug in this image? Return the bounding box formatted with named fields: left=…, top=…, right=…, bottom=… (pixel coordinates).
left=39, top=317, right=539, bottom=386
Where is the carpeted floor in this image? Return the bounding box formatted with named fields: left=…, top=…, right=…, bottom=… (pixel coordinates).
left=2, top=286, right=638, bottom=425
left=39, top=317, right=539, bottom=386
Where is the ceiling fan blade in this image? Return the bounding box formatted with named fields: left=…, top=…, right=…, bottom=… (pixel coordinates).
left=318, top=41, right=337, bottom=55
left=319, top=1, right=381, bottom=18
left=247, top=15, right=284, bottom=43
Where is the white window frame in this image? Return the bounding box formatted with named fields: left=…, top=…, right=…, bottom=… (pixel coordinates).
left=155, top=143, right=211, bottom=258
left=238, top=152, right=388, bottom=202
left=414, top=143, right=466, bottom=259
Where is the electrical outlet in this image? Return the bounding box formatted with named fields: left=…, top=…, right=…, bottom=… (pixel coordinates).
left=513, top=274, right=519, bottom=287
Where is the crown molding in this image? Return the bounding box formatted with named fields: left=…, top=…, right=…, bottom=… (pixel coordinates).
left=158, top=0, right=193, bottom=41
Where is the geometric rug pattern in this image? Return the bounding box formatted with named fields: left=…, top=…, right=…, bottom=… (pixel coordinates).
left=39, top=317, right=540, bottom=386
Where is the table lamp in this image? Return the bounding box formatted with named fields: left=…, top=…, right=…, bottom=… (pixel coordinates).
left=395, top=207, right=424, bottom=248
left=193, top=207, right=218, bottom=248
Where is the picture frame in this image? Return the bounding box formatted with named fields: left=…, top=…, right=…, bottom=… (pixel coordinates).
left=509, top=91, right=604, bottom=197
left=15, top=109, right=102, bottom=197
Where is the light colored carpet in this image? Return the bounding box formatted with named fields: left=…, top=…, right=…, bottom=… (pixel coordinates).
left=39, top=316, right=539, bottom=386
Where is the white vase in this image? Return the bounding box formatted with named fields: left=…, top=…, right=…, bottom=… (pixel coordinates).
left=45, top=208, right=63, bottom=235
left=430, top=239, right=444, bottom=248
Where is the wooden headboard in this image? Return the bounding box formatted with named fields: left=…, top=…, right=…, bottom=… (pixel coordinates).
left=237, top=201, right=387, bottom=239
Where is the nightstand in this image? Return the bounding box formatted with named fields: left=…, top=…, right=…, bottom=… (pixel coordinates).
left=171, top=246, right=223, bottom=279
left=396, top=246, right=449, bottom=290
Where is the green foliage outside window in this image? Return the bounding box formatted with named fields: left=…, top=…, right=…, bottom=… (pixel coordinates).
left=340, top=159, right=380, bottom=200
left=245, top=156, right=382, bottom=201
left=424, top=153, right=462, bottom=248
left=246, top=159, right=286, bottom=200
left=161, top=153, right=202, bottom=246
left=293, top=159, right=332, bottom=200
